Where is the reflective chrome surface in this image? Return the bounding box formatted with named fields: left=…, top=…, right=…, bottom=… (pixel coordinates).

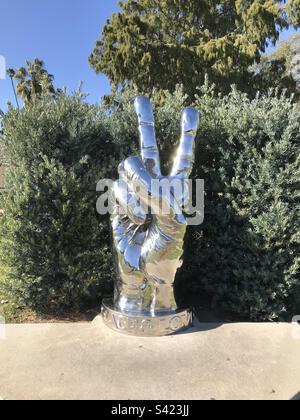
left=102, top=300, right=193, bottom=337
left=102, top=96, right=199, bottom=336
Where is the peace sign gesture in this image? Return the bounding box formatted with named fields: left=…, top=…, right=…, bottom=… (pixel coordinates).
left=111, top=97, right=199, bottom=314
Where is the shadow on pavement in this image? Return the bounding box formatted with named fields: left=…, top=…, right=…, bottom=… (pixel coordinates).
left=291, top=392, right=300, bottom=401
left=186, top=318, right=223, bottom=334
left=177, top=315, right=223, bottom=335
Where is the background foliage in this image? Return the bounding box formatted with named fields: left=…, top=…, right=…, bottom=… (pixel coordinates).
left=256, top=33, right=300, bottom=98
left=0, top=142, right=5, bottom=190
left=6, top=59, right=56, bottom=107
left=90, top=0, right=300, bottom=99
left=191, top=85, right=300, bottom=320
left=0, top=86, right=299, bottom=320
left=0, top=93, right=115, bottom=313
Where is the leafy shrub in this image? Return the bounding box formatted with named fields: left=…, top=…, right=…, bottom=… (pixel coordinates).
left=189, top=86, right=300, bottom=320
left=0, top=93, right=116, bottom=313
left=107, top=86, right=300, bottom=320
left=0, top=142, right=5, bottom=190
left=0, top=86, right=299, bottom=320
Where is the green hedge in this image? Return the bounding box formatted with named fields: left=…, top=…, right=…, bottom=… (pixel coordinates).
left=0, top=94, right=116, bottom=313
left=191, top=86, right=300, bottom=320
left=0, top=143, right=5, bottom=190
left=0, top=86, right=299, bottom=320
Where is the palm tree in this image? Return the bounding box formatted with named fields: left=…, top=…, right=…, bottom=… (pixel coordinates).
left=7, top=59, right=56, bottom=106
left=6, top=68, right=20, bottom=109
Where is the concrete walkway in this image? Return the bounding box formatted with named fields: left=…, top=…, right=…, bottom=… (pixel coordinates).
left=0, top=317, right=299, bottom=400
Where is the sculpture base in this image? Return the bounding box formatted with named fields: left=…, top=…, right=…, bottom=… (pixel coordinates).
left=101, top=300, right=193, bottom=337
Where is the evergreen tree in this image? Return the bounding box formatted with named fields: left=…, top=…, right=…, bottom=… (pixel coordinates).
left=89, top=0, right=300, bottom=98
left=255, top=33, right=300, bottom=98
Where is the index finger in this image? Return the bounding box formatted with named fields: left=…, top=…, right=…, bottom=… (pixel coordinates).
left=171, top=107, right=199, bottom=178
left=134, top=96, right=161, bottom=177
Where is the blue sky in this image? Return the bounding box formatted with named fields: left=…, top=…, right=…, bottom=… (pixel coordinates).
left=0, top=0, right=120, bottom=110
left=0, top=0, right=298, bottom=111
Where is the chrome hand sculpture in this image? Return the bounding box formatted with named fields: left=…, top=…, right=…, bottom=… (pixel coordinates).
left=111, top=97, right=199, bottom=316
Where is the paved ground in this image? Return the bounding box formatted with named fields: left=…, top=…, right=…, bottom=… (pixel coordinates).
left=0, top=317, right=299, bottom=400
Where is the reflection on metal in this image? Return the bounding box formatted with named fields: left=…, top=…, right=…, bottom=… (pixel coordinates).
left=102, top=96, right=199, bottom=336
left=102, top=300, right=193, bottom=337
